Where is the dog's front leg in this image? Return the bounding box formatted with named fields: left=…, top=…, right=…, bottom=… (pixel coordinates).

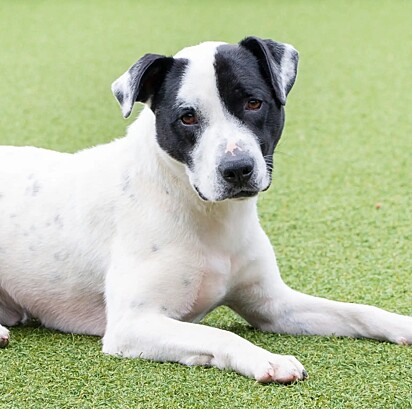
left=102, top=256, right=307, bottom=383
left=228, top=229, right=412, bottom=345
left=103, top=312, right=307, bottom=383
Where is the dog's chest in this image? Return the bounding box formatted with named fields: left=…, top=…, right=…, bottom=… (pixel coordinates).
left=172, top=204, right=256, bottom=322
left=183, top=254, right=232, bottom=322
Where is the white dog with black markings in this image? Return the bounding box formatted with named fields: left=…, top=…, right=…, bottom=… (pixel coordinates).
left=0, top=37, right=410, bottom=383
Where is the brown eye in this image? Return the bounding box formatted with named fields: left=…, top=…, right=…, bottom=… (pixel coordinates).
left=246, top=99, right=262, bottom=110
left=181, top=113, right=198, bottom=125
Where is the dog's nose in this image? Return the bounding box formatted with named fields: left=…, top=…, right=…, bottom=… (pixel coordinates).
left=218, top=156, right=255, bottom=187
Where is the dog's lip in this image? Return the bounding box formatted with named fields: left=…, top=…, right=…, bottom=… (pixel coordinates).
left=193, top=185, right=260, bottom=202
left=230, top=190, right=259, bottom=199
left=193, top=185, right=209, bottom=201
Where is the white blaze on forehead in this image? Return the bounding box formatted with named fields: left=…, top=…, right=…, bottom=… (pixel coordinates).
left=175, top=41, right=226, bottom=111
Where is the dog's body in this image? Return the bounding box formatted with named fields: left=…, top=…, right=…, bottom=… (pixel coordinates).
left=0, top=38, right=410, bottom=383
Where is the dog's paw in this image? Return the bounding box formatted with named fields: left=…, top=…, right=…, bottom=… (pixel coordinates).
left=385, top=314, right=412, bottom=345
left=253, top=354, right=308, bottom=384
left=0, top=325, right=10, bottom=348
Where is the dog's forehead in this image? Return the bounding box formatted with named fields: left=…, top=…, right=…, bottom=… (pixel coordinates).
left=173, top=42, right=227, bottom=109
left=171, top=41, right=272, bottom=126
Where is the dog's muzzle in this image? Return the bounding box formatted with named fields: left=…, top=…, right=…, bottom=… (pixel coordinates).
left=217, top=154, right=259, bottom=199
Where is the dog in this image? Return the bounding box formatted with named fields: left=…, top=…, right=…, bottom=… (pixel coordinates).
left=0, top=37, right=410, bottom=384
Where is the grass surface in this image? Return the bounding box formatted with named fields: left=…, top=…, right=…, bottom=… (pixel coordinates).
left=1, top=1, right=411, bottom=408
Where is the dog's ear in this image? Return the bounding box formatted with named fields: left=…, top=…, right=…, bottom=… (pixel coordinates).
left=111, top=54, right=174, bottom=118
left=239, top=36, right=299, bottom=105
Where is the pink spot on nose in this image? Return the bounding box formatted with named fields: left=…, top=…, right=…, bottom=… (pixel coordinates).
left=225, top=141, right=242, bottom=156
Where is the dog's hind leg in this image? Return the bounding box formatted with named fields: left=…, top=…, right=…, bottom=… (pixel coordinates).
left=236, top=284, right=412, bottom=345
left=0, top=324, right=9, bottom=348
left=0, top=288, right=24, bottom=348
left=228, top=230, right=412, bottom=345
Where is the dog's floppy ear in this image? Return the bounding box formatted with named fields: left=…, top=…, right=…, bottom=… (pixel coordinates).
left=239, top=36, right=299, bottom=105
left=111, top=54, right=174, bottom=118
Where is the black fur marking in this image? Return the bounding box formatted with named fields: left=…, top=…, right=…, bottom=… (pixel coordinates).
left=121, top=171, right=131, bottom=192
left=151, top=244, right=159, bottom=253
left=54, top=215, right=63, bottom=229
left=113, top=54, right=175, bottom=118
left=239, top=36, right=298, bottom=105
left=151, top=59, right=200, bottom=167
left=130, top=54, right=175, bottom=105
left=214, top=44, right=285, bottom=164
left=26, top=181, right=41, bottom=196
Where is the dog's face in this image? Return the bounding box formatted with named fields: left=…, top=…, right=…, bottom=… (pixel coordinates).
left=112, top=37, right=298, bottom=201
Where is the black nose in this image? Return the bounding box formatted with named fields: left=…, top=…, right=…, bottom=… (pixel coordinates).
left=218, top=156, right=255, bottom=187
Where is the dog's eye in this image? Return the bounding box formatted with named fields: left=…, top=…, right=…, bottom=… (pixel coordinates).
left=246, top=99, right=262, bottom=111
left=181, top=113, right=198, bottom=125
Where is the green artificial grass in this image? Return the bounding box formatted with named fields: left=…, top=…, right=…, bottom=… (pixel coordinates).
left=0, top=1, right=411, bottom=408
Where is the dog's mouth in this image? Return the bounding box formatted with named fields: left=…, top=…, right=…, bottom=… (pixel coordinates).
left=230, top=190, right=259, bottom=199
left=194, top=185, right=209, bottom=201
left=194, top=185, right=259, bottom=202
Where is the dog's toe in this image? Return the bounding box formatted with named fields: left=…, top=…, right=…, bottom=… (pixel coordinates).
left=395, top=336, right=409, bottom=345
left=255, top=354, right=308, bottom=384
left=0, top=326, right=10, bottom=348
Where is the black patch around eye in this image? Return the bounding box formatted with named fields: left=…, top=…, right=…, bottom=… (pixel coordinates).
left=176, top=117, right=199, bottom=145
left=150, top=58, right=201, bottom=168
left=214, top=44, right=285, bottom=157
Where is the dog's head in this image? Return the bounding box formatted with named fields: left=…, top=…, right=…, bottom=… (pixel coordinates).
left=112, top=37, right=298, bottom=202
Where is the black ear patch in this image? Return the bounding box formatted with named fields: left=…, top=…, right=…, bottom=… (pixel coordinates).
left=112, top=54, right=174, bottom=118
left=239, top=36, right=299, bottom=105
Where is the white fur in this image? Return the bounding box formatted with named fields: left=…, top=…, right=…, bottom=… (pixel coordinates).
left=0, top=41, right=411, bottom=384
left=111, top=71, right=134, bottom=118
left=279, top=43, right=297, bottom=95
